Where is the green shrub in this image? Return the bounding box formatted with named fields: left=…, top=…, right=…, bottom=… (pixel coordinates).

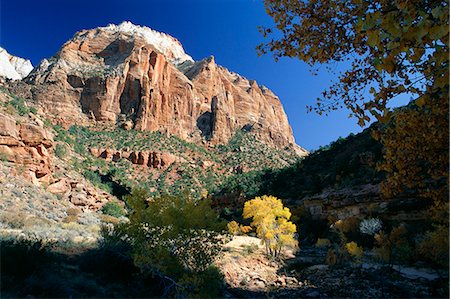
left=43, top=118, right=52, bottom=127
left=0, top=152, right=9, bottom=162
left=83, top=170, right=102, bottom=185
left=54, top=143, right=67, bottom=159
left=29, top=107, right=37, bottom=114
left=104, top=189, right=229, bottom=297
left=83, top=170, right=113, bottom=193
left=74, top=142, right=84, bottom=154
left=53, top=125, right=73, bottom=144
left=9, top=97, right=28, bottom=116
left=101, top=202, right=126, bottom=218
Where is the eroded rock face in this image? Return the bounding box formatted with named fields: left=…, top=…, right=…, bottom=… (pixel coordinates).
left=91, top=147, right=176, bottom=169
left=46, top=177, right=112, bottom=211
left=24, top=22, right=305, bottom=153
left=297, top=184, right=430, bottom=221
left=0, top=112, right=54, bottom=183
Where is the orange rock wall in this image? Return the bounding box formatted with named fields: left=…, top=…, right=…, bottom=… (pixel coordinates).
left=26, top=27, right=304, bottom=153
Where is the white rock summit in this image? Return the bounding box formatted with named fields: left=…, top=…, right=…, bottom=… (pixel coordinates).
left=91, top=21, right=193, bottom=64
left=0, top=47, right=33, bottom=80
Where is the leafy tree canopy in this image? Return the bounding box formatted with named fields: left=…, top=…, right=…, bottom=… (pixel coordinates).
left=258, top=0, right=448, bottom=125
left=105, top=190, right=228, bottom=297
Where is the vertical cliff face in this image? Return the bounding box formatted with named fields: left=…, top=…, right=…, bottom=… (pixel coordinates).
left=24, top=22, right=306, bottom=154
left=184, top=56, right=298, bottom=149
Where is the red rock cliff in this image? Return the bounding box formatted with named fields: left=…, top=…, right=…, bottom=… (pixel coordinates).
left=25, top=22, right=306, bottom=154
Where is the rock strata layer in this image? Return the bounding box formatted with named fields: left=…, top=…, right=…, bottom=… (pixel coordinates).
left=90, top=147, right=177, bottom=169
left=0, top=112, right=54, bottom=184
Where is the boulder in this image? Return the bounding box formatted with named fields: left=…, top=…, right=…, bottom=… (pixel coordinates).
left=160, top=152, right=176, bottom=167
left=0, top=113, right=19, bottom=139
left=89, top=147, right=100, bottom=157
left=253, top=279, right=266, bottom=289
left=47, top=178, right=70, bottom=194
left=69, top=192, right=90, bottom=206
left=0, top=136, right=21, bottom=146
left=121, top=151, right=130, bottom=159
left=200, top=160, right=213, bottom=169
left=99, top=149, right=114, bottom=160
left=19, top=123, right=53, bottom=147
left=36, top=144, right=49, bottom=157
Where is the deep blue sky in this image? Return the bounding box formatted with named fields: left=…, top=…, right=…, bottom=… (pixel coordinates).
left=1, top=0, right=374, bottom=150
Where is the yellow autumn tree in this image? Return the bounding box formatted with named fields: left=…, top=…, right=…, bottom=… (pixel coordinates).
left=243, top=195, right=298, bottom=258
left=227, top=220, right=252, bottom=235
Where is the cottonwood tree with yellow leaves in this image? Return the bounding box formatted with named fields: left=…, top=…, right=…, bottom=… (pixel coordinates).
left=243, top=195, right=297, bottom=258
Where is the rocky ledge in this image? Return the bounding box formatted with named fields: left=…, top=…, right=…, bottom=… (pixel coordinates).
left=0, top=111, right=54, bottom=184
left=89, top=147, right=178, bottom=169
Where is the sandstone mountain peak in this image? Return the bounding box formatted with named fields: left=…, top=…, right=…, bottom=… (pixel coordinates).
left=79, top=21, right=193, bottom=64
left=0, top=47, right=33, bottom=80
left=14, top=22, right=306, bottom=155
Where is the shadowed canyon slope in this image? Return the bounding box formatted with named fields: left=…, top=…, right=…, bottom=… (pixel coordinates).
left=21, top=22, right=306, bottom=154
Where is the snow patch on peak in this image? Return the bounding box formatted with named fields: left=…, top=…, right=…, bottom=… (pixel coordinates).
left=100, top=21, right=193, bottom=64
left=0, top=47, right=33, bottom=80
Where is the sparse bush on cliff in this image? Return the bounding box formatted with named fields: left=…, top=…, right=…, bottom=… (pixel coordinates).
left=83, top=170, right=113, bottom=194
left=2, top=94, right=37, bottom=117
left=54, top=143, right=67, bottom=159
left=61, top=124, right=298, bottom=201
left=8, top=96, right=28, bottom=116
left=101, top=202, right=126, bottom=218
left=0, top=152, right=8, bottom=161
left=53, top=124, right=74, bottom=144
